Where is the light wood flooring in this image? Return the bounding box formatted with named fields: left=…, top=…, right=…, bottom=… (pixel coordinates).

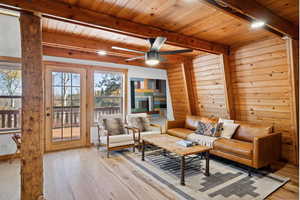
left=0, top=147, right=298, bottom=200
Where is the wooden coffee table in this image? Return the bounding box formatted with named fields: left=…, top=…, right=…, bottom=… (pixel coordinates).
left=141, top=134, right=212, bottom=186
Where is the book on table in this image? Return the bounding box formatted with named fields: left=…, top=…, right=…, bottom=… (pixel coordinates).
left=176, top=140, right=193, bottom=147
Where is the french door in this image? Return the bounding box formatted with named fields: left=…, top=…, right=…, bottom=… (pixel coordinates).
left=45, top=66, right=87, bottom=151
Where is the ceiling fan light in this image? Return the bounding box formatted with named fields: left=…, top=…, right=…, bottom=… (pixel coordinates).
left=146, top=59, right=160, bottom=66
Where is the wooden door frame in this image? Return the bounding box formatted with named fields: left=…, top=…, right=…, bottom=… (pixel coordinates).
left=44, top=61, right=128, bottom=148
left=44, top=64, right=87, bottom=152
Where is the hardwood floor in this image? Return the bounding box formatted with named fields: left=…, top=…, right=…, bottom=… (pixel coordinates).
left=0, top=147, right=298, bottom=200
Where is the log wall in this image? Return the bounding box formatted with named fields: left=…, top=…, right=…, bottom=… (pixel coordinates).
left=230, top=37, right=296, bottom=162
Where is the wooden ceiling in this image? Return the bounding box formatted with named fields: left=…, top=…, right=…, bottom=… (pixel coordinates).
left=42, top=18, right=198, bottom=56
left=255, top=0, right=299, bottom=25
left=2, top=0, right=298, bottom=63
left=52, top=0, right=297, bottom=46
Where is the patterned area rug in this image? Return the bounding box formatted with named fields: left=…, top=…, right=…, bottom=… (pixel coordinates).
left=120, top=149, right=289, bottom=200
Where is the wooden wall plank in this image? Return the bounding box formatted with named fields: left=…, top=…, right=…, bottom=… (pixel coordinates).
left=190, top=54, right=229, bottom=118
left=167, top=64, right=189, bottom=120
left=220, top=54, right=235, bottom=119
left=182, top=58, right=197, bottom=115
left=20, top=11, right=44, bottom=200
left=230, top=36, right=297, bottom=163
left=285, top=37, right=299, bottom=165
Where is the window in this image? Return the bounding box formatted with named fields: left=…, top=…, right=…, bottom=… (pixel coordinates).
left=93, top=71, right=124, bottom=123
left=0, top=67, right=22, bottom=132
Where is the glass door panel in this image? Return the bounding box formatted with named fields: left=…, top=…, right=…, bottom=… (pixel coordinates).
left=51, top=71, right=81, bottom=142
left=45, top=66, right=86, bottom=152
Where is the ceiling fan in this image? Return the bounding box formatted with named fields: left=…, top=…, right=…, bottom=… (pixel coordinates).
left=112, top=37, right=193, bottom=66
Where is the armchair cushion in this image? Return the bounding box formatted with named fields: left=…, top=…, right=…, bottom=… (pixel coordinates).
left=100, top=134, right=134, bottom=144
left=214, top=138, right=253, bottom=159
left=129, top=117, right=145, bottom=131
left=103, top=118, right=124, bottom=135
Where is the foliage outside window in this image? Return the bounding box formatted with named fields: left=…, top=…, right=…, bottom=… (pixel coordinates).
left=93, top=72, right=123, bottom=123
left=0, top=68, right=22, bottom=131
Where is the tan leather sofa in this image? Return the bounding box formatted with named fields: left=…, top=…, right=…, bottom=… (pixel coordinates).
left=166, top=115, right=281, bottom=169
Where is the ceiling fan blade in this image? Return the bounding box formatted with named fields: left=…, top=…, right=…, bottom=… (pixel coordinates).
left=125, top=56, right=145, bottom=61
left=159, top=56, right=167, bottom=62
left=112, top=46, right=145, bottom=54
left=150, top=37, right=167, bottom=51
left=159, top=49, right=193, bottom=55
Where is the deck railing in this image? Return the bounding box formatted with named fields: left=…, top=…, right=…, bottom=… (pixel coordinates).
left=0, top=106, right=122, bottom=131
left=0, top=110, right=20, bottom=130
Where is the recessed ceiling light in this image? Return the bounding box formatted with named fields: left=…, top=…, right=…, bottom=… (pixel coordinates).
left=96, top=50, right=107, bottom=55
left=251, top=21, right=265, bottom=29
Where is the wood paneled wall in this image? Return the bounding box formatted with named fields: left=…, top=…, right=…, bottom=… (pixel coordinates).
left=230, top=37, right=296, bottom=163
left=167, top=64, right=189, bottom=120
left=167, top=36, right=297, bottom=163
left=191, top=54, right=229, bottom=118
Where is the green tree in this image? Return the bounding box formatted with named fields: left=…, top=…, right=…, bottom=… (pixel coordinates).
left=0, top=69, right=21, bottom=109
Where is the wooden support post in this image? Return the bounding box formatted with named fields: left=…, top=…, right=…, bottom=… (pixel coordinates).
left=220, top=54, right=235, bottom=119
left=20, top=11, right=44, bottom=200
left=182, top=58, right=197, bottom=115
left=285, top=37, right=299, bottom=165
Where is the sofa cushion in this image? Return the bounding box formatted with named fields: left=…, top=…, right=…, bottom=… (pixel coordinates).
left=167, top=128, right=194, bottom=139
left=232, top=121, right=273, bottom=142
left=213, top=138, right=253, bottom=159
left=185, top=115, right=218, bottom=130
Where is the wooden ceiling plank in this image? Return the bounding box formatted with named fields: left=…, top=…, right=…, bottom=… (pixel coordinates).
left=42, top=31, right=187, bottom=63
left=0, top=0, right=228, bottom=54
left=43, top=45, right=168, bottom=69
left=203, top=0, right=299, bottom=39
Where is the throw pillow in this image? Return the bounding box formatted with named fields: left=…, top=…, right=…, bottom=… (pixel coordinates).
left=203, top=122, right=216, bottom=137
left=130, top=117, right=145, bottom=132
left=103, top=118, right=124, bottom=135
left=220, top=123, right=240, bottom=139
left=195, top=121, right=207, bottom=135
left=213, top=122, right=223, bottom=137
left=218, top=118, right=234, bottom=124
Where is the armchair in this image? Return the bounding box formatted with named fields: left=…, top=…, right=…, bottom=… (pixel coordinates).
left=126, top=113, right=162, bottom=143
left=97, top=117, right=138, bottom=158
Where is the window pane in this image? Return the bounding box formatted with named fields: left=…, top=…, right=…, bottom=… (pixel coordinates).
left=93, top=72, right=123, bottom=123
left=52, top=72, right=62, bottom=87
left=0, top=69, right=22, bottom=96
left=0, top=68, right=22, bottom=131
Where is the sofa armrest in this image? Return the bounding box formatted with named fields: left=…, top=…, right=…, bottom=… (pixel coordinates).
left=253, top=132, right=281, bottom=168
left=166, top=120, right=185, bottom=130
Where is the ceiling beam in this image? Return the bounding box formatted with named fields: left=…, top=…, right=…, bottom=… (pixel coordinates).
left=43, top=46, right=168, bottom=69
left=0, top=0, right=229, bottom=55
left=42, top=31, right=187, bottom=63
left=203, top=0, right=299, bottom=39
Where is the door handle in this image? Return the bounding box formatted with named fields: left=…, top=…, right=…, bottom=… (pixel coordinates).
left=46, top=113, right=51, bottom=117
